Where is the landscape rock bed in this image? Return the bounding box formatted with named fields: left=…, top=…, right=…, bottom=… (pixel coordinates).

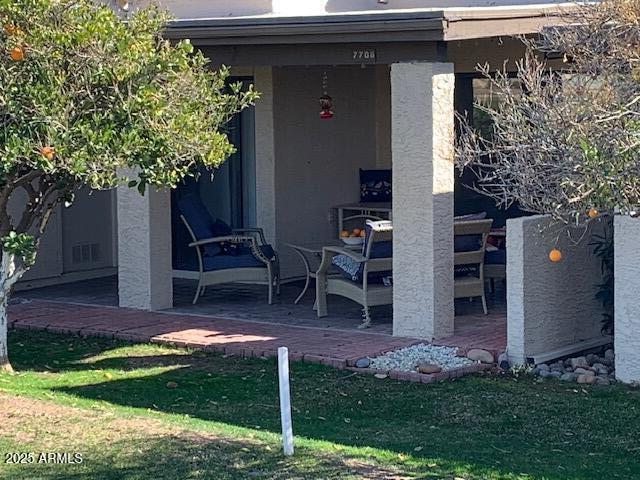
left=369, top=344, right=475, bottom=372
left=533, top=349, right=616, bottom=385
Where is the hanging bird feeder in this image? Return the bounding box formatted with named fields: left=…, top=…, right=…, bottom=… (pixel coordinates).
left=319, top=70, right=334, bottom=119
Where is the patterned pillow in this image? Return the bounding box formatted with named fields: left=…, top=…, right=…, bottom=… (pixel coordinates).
left=332, top=254, right=361, bottom=281
left=360, top=169, right=391, bottom=202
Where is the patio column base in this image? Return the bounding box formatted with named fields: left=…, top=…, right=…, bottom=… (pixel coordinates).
left=117, top=184, right=173, bottom=310
left=390, top=61, right=455, bottom=340
left=614, top=215, right=640, bottom=383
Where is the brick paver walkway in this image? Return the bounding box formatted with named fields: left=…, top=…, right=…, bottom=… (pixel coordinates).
left=8, top=301, right=422, bottom=369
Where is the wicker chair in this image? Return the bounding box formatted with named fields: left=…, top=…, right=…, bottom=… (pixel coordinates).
left=174, top=194, right=279, bottom=305
left=454, top=219, right=493, bottom=314
left=316, top=220, right=392, bottom=328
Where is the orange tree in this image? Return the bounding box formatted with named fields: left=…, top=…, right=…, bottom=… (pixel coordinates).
left=455, top=1, right=640, bottom=229
left=0, top=0, right=257, bottom=370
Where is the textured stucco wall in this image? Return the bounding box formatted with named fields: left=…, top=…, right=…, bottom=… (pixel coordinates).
left=117, top=185, right=173, bottom=310
left=390, top=62, right=455, bottom=340
left=614, top=215, right=640, bottom=383
left=271, top=65, right=382, bottom=278
left=133, top=0, right=572, bottom=20
left=507, top=215, right=605, bottom=364
left=254, top=66, right=277, bottom=246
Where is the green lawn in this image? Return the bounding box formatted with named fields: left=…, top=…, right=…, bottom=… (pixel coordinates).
left=0, top=330, right=638, bottom=479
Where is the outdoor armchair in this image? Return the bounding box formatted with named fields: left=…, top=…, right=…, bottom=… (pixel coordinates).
left=175, top=193, right=280, bottom=305
left=454, top=219, right=493, bottom=314
left=316, top=220, right=392, bottom=328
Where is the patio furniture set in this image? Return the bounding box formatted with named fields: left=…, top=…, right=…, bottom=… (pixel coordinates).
left=175, top=189, right=506, bottom=327
left=174, top=166, right=507, bottom=326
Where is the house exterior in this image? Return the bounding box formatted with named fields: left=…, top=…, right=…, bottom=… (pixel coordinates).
left=20, top=1, right=576, bottom=343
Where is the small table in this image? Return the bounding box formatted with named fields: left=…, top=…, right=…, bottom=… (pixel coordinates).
left=333, top=202, right=392, bottom=235
left=286, top=241, right=361, bottom=304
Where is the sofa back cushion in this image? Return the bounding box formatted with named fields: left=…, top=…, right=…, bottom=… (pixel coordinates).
left=359, top=169, right=392, bottom=202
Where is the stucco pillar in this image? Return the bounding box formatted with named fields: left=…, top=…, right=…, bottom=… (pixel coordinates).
left=391, top=62, right=455, bottom=340
left=117, top=185, right=173, bottom=310
left=253, top=66, right=277, bottom=246
left=614, top=215, right=640, bottom=383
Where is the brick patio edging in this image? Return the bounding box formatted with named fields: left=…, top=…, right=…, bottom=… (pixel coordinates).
left=12, top=319, right=494, bottom=384
left=9, top=301, right=496, bottom=385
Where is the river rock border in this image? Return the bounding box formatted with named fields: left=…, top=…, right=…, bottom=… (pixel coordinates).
left=532, top=349, right=616, bottom=385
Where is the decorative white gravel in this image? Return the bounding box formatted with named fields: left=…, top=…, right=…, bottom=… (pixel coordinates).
left=369, top=344, right=474, bottom=372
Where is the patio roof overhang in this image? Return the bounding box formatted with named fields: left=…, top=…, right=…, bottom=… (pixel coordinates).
left=163, top=4, right=573, bottom=45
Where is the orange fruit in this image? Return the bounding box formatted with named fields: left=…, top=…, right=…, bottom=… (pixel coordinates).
left=10, top=46, right=23, bottom=61
left=352, top=228, right=361, bottom=236
left=359, top=230, right=366, bottom=238
left=549, top=248, right=562, bottom=263
left=339, top=230, right=350, bottom=238
left=587, top=208, right=599, bottom=219
left=41, top=146, right=55, bottom=160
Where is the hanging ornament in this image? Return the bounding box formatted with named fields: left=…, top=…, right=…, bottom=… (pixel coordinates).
left=319, top=70, right=333, bottom=120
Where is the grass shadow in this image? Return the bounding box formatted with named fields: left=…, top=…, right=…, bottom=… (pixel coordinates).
left=5, top=330, right=640, bottom=480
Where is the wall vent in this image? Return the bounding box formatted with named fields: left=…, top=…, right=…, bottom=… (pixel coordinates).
left=72, top=243, right=100, bottom=264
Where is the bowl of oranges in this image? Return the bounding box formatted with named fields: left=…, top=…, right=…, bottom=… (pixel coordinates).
left=339, top=228, right=366, bottom=246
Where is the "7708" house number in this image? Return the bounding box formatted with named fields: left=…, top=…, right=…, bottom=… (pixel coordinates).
left=352, top=49, right=377, bottom=63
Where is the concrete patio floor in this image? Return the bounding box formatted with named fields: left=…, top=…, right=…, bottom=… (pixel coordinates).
left=15, top=275, right=507, bottom=356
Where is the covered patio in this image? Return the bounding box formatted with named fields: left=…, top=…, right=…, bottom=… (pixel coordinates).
left=14, top=9, right=542, bottom=360
left=116, top=41, right=526, bottom=343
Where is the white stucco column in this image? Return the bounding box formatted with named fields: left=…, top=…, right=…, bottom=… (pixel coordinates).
left=391, top=62, right=455, bottom=340
left=614, top=215, right=640, bottom=383
left=117, top=185, right=173, bottom=310
left=254, top=66, right=277, bottom=245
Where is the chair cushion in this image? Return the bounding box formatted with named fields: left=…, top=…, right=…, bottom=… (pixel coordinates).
left=454, top=212, right=487, bottom=253
left=202, top=245, right=274, bottom=272
left=177, top=194, right=234, bottom=257
left=485, top=248, right=506, bottom=265
left=177, top=193, right=215, bottom=239
left=360, top=169, right=391, bottom=202
left=363, top=221, right=392, bottom=259
left=454, top=235, right=482, bottom=252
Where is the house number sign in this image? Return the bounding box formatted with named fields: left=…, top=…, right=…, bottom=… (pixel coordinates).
left=352, top=49, right=377, bottom=63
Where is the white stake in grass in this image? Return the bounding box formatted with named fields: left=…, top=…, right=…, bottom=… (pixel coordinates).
left=277, top=346, right=294, bottom=456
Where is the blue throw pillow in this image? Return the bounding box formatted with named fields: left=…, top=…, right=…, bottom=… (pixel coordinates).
left=212, top=218, right=232, bottom=237
left=360, top=169, right=391, bottom=202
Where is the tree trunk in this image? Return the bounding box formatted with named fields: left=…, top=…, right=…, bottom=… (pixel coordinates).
left=0, top=288, right=11, bottom=372
left=0, top=249, right=26, bottom=373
